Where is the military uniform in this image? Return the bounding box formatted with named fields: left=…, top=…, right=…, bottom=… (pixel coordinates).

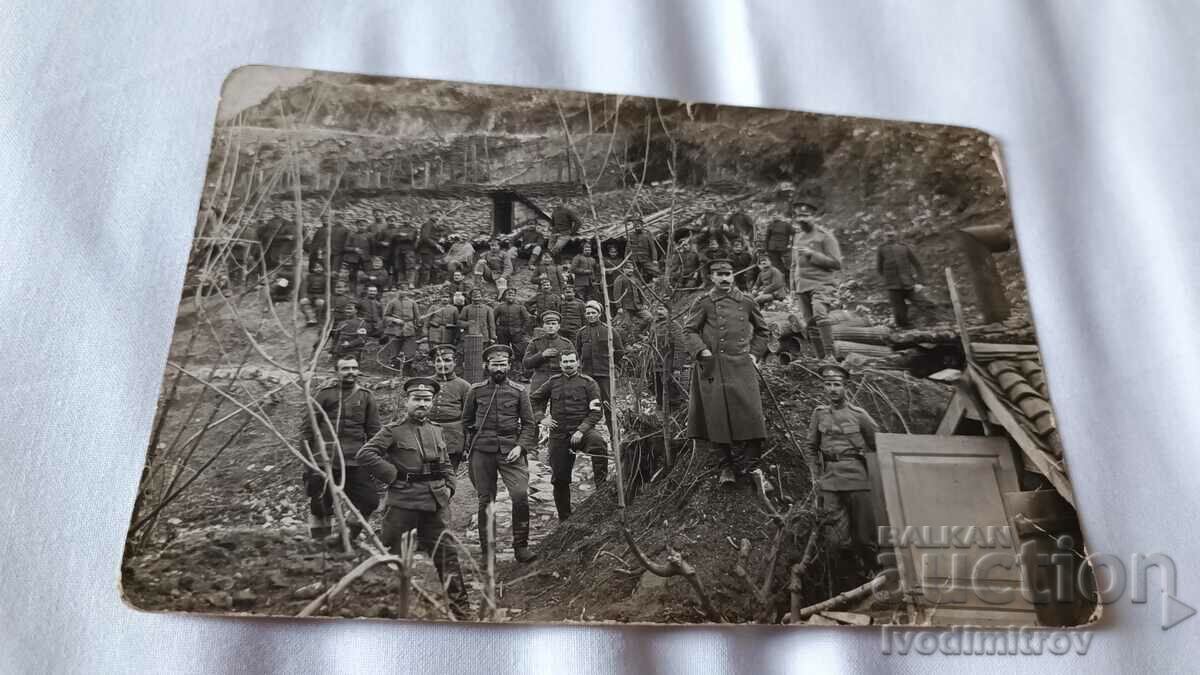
left=357, top=296, right=384, bottom=338
left=529, top=371, right=607, bottom=518
left=300, top=269, right=330, bottom=325
left=523, top=329, right=575, bottom=393
left=300, top=381, right=381, bottom=540
left=626, top=228, right=658, bottom=278
left=730, top=248, right=755, bottom=290
left=794, top=224, right=842, bottom=358
left=807, top=396, right=879, bottom=576
left=613, top=272, right=651, bottom=328
left=763, top=219, right=796, bottom=285
left=341, top=231, right=372, bottom=291
left=430, top=372, right=472, bottom=468
left=494, top=300, right=532, bottom=369
left=356, top=383, right=468, bottom=614
left=462, top=372, right=539, bottom=556
left=426, top=302, right=463, bottom=347
left=570, top=253, right=597, bottom=301
left=876, top=240, right=925, bottom=328
left=574, top=317, right=624, bottom=433
left=525, top=291, right=562, bottom=323
left=308, top=221, right=348, bottom=274
left=389, top=222, right=418, bottom=288
left=751, top=263, right=788, bottom=304
left=558, top=298, right=586, bottom=339
left=683, top=274, right=769, bottom=479
left=360, top=262, right=390, bottom=295
left=458, top=301, right=496, bottom=343
left=256, top=216, right=300, bottom=274
left=331, top=317, right=370, bottom=360
left=415, top=226, right=442, bottom=288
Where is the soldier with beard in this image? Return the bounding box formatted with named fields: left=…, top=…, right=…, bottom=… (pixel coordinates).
left=494, top=288, right=532, bottom=377
left=462, top=345, right=539, bottom=564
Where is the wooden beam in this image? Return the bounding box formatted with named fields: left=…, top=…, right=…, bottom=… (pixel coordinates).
left=936, top=392, right=967, bottom=435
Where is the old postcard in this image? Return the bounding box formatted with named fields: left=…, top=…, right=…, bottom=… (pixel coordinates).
left=121, top=66, right=1096, bottom=626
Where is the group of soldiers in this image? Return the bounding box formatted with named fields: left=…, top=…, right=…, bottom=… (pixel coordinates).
left=287, top=196, right=934, bottom=615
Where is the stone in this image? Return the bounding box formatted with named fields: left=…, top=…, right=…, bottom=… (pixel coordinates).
left=293, top=582, right=324, bottom=600
left=207, top=592, right=233, bottom=610
left=232, top=589, right=257, bottom=611
left=212, top=576, right=235, bottom=591
left=268, top=571, right=290, bottom=589
left=927, top=368, right=961, bottom=383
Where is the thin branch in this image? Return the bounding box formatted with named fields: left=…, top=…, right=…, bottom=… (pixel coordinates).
left=620, top=526, right=722, bottom=622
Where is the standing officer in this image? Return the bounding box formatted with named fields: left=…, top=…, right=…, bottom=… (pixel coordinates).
left=388, top=215, right=418, bottom=290
left=558, top=285, right=586, bottom=340
left=309, top=210, right=348, bottom=275
left=342, top=219, right=372, bottom=293
left=613, top=261, right=652, bottom=330
left=806, top=363, right=879, bottom=587
left=494, top=287, right=532, bottom=375
left=684, top=258, right=770, bottom=487
left=462, top=345, right=538, bottom=563
left=382, top=288, right=421, bottom=372
left=793, top=214, right=843, bottom=359
left=426, top=288, right=463, bottom=348
left=356, top=377, right=469, bottom=617
left=428, top=345, right=472, bottom=471
left=574, top=299, right=624, bottom=440
left=762, top=217, right=795, bottom=285
left=299, top=356, right=381, bottom=543
left=523, top=311, right=574, bottom=393
left=529, top=349, right=607, bottom=518
left=570, top=242, right=598, bottom=301
left=875, top=226, right=926, bottom=328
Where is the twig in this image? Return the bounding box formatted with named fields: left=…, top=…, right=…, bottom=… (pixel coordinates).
left=796, top=573, right=892, bottom=622
left=620, top=525, right=722, bottom=622
left=298, top=553, right=405, bottom=617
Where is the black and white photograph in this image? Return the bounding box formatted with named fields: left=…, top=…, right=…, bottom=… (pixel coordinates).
left=120, top=66, right=1097, bottom=626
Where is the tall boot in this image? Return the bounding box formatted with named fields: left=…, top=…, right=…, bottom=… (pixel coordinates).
left=818, top=323, right=837, bottom=361
left=592, top=454, right=608, bottom=484
left=406, top=269, right=417, bottom=290
left=808, top=326, right=826, bottom=359
left=477, top=504, right=492, bottom=560
left=417, top=267, right=429, bottom=288
left=552, top=482, right=572, bottom=521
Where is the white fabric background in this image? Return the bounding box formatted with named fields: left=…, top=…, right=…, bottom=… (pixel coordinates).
left=2, top=0, right=1197, bottom=672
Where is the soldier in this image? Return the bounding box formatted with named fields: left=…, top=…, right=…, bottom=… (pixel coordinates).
left=729, top=238, right=755, bottom=291
left=388, top=215, right=418, bottom=290
left=549, top=203, right=583, bottom=255
left=369, top=211, right=393, bottom=281
left=751, top=254, right=788, bottom=306
left=330, top=303, right=370, bottom=362
left=360, top=256, right=390, bottom=296
left=569, top=242, right=598, bottom=301
left=650, top=304, right=688, bottom=408
left=414, top=218, right=444, bottom=288
left=806, top=363, right=879, bottom=585
left=426, top=288, right=463, bottom=348
left=529, top=349, right=607, bottom=519
left=480, top=239, right=512, bottom=293
left=671, top=239, right=701, bottom=288
left=525, top=277, right=562, bottom=321
left=875, top=226, right=926, bottom=328
left=444, top=235, right=476, bottom=277
left=256, top=215, right=301, bottom=275
left=463, top=345, right=539, bottom=563
left=358, top=285, right=385, bottom=338
left=444, top=268, right=474, bottom=300
left=684, top=258, right=770, bottom=487
left=459, top=287, right=496, bottom=345
left=341, top=219, right=372, bottom=293
left=308, top=210, right=348, bottom=275
left=613, top=261, right=652, bottom=330
left=382, top=288, right=421, bottom=372
left=794, top=214, right=843, bottom=359
left=356, top=377, right=469, bottom=617
left=300, top=261, right=329, bottom=326
left=625, top=216, right=658, bottom=279
left=763, top=217, right=796, bottom=285
left=494, top=288, right=532, bottom=376
left=428, top=345, right=472, bottom=471
left=523, top=311, right=575, bottom=393
left=300, top=356, right=381, bottom=543
left=574, top=299, right=624, bottom=440
left=328, top=278, right=356, bottom=320
left=558, top=285, right=586, bottom=340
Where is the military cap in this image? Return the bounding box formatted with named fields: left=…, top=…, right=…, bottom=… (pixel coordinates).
left=482, top=344, right=513, bottom=363
left=403, top=376, right=440, bottom=396
left=706, top=257, right=734, bottom=272
left=540, top=310, right=562, bottom=323
left=584, top=300, right=603, bottom=313
left=469, top=287, right=483, bottom=297
left=818, top=363, right=852, bottom=381
left=431, top=344, right=458, bottom=358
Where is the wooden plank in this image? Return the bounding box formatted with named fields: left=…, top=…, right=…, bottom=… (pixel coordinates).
left=876, top=432, right=1038, bottom=626
left=935, top=391, right=967, bottom=435
left=973, top=342, right=1042, bottom=356
left=945, top=267, right=974, bottom=363
left=969, top=366, right=1075, bottom=506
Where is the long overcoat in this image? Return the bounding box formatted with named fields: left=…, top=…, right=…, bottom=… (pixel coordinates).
left=683, top=288, right=769, bottom=443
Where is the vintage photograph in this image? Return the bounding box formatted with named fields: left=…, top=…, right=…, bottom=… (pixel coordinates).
left=121, top=66, right=1096, bottom=626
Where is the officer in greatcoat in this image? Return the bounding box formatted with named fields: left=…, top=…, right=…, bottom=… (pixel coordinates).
left=356, top=377, right=469, bottom=617
left=683, top=258, right=770, bottom=486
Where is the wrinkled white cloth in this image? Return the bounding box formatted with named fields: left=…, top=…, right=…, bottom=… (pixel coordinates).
left=2, top=1, right=1198, bottom=672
